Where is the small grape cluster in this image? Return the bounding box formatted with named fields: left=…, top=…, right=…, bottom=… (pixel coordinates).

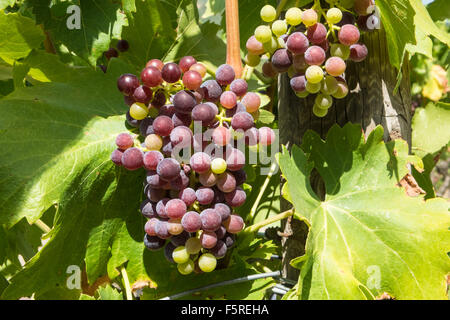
left=100, top=40, right=130, bottom=73
left=111, top=56, right=275, bottom=275
left=246, top=0, right=377, bottom=118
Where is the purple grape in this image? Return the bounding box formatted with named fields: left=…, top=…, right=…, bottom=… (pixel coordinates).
left=229, top=79, right=248, bottom=97
left=181, top=211, right=202, bottom=233
left=121, top=147, right=144, bottom=170
left=133, top=85, right=153, bottom=104
left=117, top=74, right=140, bottom=96
left=225, top=148, right=245, bottom=171
left=231, top=169, right=247, bottom=186
left=179, top=188, right=197, bottom=206
left=170, top=231, right=190, bottom=247
left=224, top=187, right=246, bottom=207
left=153, top=115, right=174, bottom=137
left=111, top=149, right=123, bottom=166
left=151, top=90, right=167, bottom=108
left=139, top=118, right=154, bottom=137
left=200, top=80, right=222, bottom=102
left=173, top=90, right=197, bottom=114
left=290, top=75, right=307, bottom=93
left=196, top=187, right=215, bottom=205
left=215, top=64, right=235, bottom=86
left=140, top=199, right=157, bottom=219
left=224, top=214, right=245, bottom=233
left=231, top=112, right=254, bottom=131
left=105, top=48, right=119, bottom=60
left=154, top=220, right=171, bottom=239
left=215, top=226, right=227, bottom=239
left=214, top=203, right=231, bottom=222
left=164, top=242, right=176, bottom=263
left=225, top=102, right=246, bottom=118
left=224, top=233, right=236, bottom=248
left=217, top=172, right=236, bottom=193
left=143, top=151, right=164, bottom=171
left=172, top=112, right=192, bottom=127
left=170, top=171, right=190, bottom=191
left=146, top=171, right=166, bottom=188
left=159, top=104, right=176, bottom=117
left=350, top=43, right=368, bottom=62
left=213, top=188, right=225, bottom=204
left=244, top=127, right=259, bottom=146
left=210, top=240, right=227, bottom=259
left=144, top=234, right=166, bottom=251
left=161, top=137, right=173, bottom=157
left=156, top=198, right=170, bottom=219
left=116, top=39, right=129, bottom=52
left=162, top=62, right=182, bottom=83
left=304, top=46, right=326, bottom=66
left=200, top=231, right=218, bottom=249
left=157, top=158, right=181, bottom=181
left=124, top=95, right=135, bottom=106
left=190, top=152, right=211, bottom=173
left=286, top=32, right=309, bottom=55
left=306, top=23, right=327, bottom=44
left=271, top=49, right=293, bottom=72
left=192, top=103, right=217, bottom=126
left=200, top=209, right=222, bottom=232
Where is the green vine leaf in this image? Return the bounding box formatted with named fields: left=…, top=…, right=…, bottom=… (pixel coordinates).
left=278, top=124, right=450, bottom=300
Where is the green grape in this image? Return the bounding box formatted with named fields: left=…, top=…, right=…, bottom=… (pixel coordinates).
left=330, top=44, right=350, bottom=60
left=306, top=81, right=321, bottom=93
left=305, top=65, right=324, bottom=84
left=260, top=5, right=276, bottom=22
left=245, top=54, right=261, bottom=67
left=173, top=246, right=190, bottom=264
left=148, top=106, right=159, bottom=118
left=145, top=134, right=163, bottom=151
left=301, top=9, right=318, bottom=27
left=272, top=20, right=288, bottom=37
left=326, top=8, right=343, bottom=24
left=321, top=76, right=339, bottom=95
left=254, top=25, right=272, bottom=43
left=130, top=102, right=149, bottom=120
left=177, top=259, right=195, bottom=275
left=332, top=81, right=349, bottom=99
left=296, top=90, right=309, bottom=98
left=263, top=36, right=279, bottom=54
left=315, top=93, right=333, bottom=109
left=285, top=7, right=302, bottom=26
left=313, top=104, right=328, bottom=117
left=198, top=253, right=217, bottom=273
left=185, top=238, right=202, bottom=255
left=211, top=158, right=227, bottom=174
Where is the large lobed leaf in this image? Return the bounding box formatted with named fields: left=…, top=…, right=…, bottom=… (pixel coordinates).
left=278, top=124, right=450, bottom=300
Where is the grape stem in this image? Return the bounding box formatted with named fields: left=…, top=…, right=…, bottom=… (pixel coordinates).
left=275, top=0, right=289, bottom=19
left=248, top=162, right=278, bottom=223
left=244, top=209, right=294, bottom=234
left=120, top=266, right=133, bottom=300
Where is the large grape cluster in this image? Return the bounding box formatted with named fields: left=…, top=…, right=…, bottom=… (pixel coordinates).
left=246, top=0, right=377, bottom=118
left=111, top=56, right=275, bottom=275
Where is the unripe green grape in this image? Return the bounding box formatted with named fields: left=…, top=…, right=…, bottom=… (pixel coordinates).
left=145, top=134, right=163, bottom=151
left=285, top=7, right=302, bottom=26
left=305, top=65, right=324, bottom=84
left=198, top=253, right=217, bottom=273
left=272, top=20, right=288, bottom=37
left=260, top=5, right=276, bottom=22
left=315, top=93, right=333, bottom=109
left=327, top=8, right=342, bottom=24
left=263, top=36, right=279, bottom=54
left=332, top=81, right=349, bottom=99
left=177, top=259, right=195, bottom=275
left=148, top=106, right=159, bottom=118
left=173, top=246, right=190, bottom=264
left=330, top=43, right=350, bottom=60
left=296, top=90, right=309, bottom=98
left=313, top=104, right=328, bottom=117
left=321, top=75, right=339, bottom=95
left=245, top=54, right=261, bottom=67
left=211, top=158, right=227, bottom=174
left=255, top=25, right=272, bottom=43
left=130, top=102, right=149, bottom=120
left=306, top=81, right=321, bottom=93
left=301, top=9, right=318, bottom=27
left=185, top=238, right=202, bottom=255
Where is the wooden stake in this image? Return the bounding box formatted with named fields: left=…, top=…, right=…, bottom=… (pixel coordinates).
left=225, top=0, right=243, bottom=78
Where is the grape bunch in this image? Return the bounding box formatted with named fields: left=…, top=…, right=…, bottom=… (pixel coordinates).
left=111, top=56, right=275, bottom=275
left=246, top=0, right=377, bottom=118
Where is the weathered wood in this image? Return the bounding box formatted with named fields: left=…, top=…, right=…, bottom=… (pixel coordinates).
left=279, top=27, right=412, bottom=280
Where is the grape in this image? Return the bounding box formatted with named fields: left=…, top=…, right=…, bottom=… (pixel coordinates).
left=172, top=246, right=190, bottom=264
left=224, top=233, right=236, bottom=248
left=258, top=127, right=275, bottom=146
left=130, top=102, right=149, bottom=120
left=241, top=92, right=261, bottom=113
left=200, top=80, right=222, bottom=102
left=144, top=134, right=162, bottom=151
left=327, top=7, right=343, bottom=24
left=325, top=57, right=346, bottom=76
left=231, top=112, right=254, bottom=131
left=349, top=43, right=368, bottom=62
left=246, top=35, right=265, bottom=56
left=285, top=7, right=302, bottom=26
left=117, top=74, right=140, bottom=96
left=305, top=65, right=324, bottom=84
left=171, top=231, right=190, bottom=247
left=179, top=56, right=197, bottom=73
left=145, top=218, right=158, bottom=236
left=185, top=237, right=202, bottom=255
left=336, top=11, right=356, bottom=27
left=126, top=111, right=140, bottom=128
left=313, top=104, right=328, bottom=117
left=286, top=32, right=309, bottom=55
left=219, top=91, right=237, bottom=110
left=293, top=54, right=308, bottom=72
left=200, top=231, right=217, bottom=249
left=211, top=158, right=227, bottom=174
left=139, top=118, right=154, bottom=137
left=306, top=80, right=321, bottom=93
left=304, top=46, right=326, bottom=66
left=354, top=0, right=375, bottom=15
left=215, top=64, right=235, bottom=86
left=151, top=90, right=167, bottom=108
left=226, top=148, right=245, bottom=171
left=121, top=147, right=144, bottom=170
left=225, top=103, right=246, bottom=118
left=192, top=103, right=217, bottom=126
left=321, top=76, right=339, bottom=95
left=144, top=234, right=166, bottom=251
left=254, top=25, right=272, bottom=43
left=190, top=152, right=211, bottom=173
left=214, top=203, right=231, bottom=222
left=244, top=127, right=259, bottom=146
left=157, top=158, right=181, bottom=181
left=198, top=253, right=217, bottom=272
left=164, top=242, right=176, bottom=263
left=172, top=112, right=192, bottom=127
left=156, top=198, right=170, bottom=219
left=260, top=4, right=276, bottom=22
left=229, top=79, right=248, bottom=97
left=115, top=39, right=129, bottom=52
left=200, top=208, right=222, bottom=231
left=231, top=169, right=247, bottom=186
left=290, top=75, right=307, bottom=93
left=153, top=115, right=174, bottom=137
left=212, top=126, right=231, bottom=147
left=332, top=79, right=349, bottom=99
left=159, top=104, right=176, bottom=117
left=181, top=211, right=202, bottom=233
left=104, top=48, right=118, bottom=60
left=146, top=170, right=166, bottom=187
left=217, top=172, right=236, bottom=193
left=177, top=260, right=195, bottom=275
left=182, top=70, right=202, bottom=90
left=262, top=61, right=278, bottom=78
left=317, top=39, right=330, bottom=52
left=338, top=24, right=360, bottom=46
left=215, top=226, right=226, bottom=240
left=132, top=85, right=152, bottom=104
left=146, top=59, right=164, bottom=71
left=302, top=9, right=318, bottom=27
left=143, top=151, right=163, bottom=171
left=199, top=170, right=218, bottom=187
left=154, top=220, right=171, bottom=239
left=167, top=219, right=184, bottom=235
left=147, top=187, right=166, bottom=202
left=165, top=199, right=187, bottom=219
left=111, top=149, right=123, bottom=166
left=124, top=96, right=135, bottom=107
left=99, top=64, right=107, bottom=74
left=330, top=44, right=350, bottom=60
left=189, top=63, right=207, bottom=78
left=141, top=200, right=157, bottom=219
left=161, top=137, right=173, bottom=157
left=315, top=94, right=333, bottom=109
left=245, top=53, right=261, bottom=67
left=224, top=187, right=246, bottom=207
left=271, top=49, right=293, bottom=72
left=210, top=240, right=227, bottom=259
left=223, top=215, right=245, bottom=234
left=141, top=67, right=163, bottom=88
left=162, top=62, right=182, bottom=83
left=272, top=20, right=288, bottom=37
left=296, top=90, right=309, bottom=98
left=196, top=187, right=215, bottom=205
left=179, top=188, right=196, bottom=207
left=116, top=133, right=134, bottom=150
left=307, top=23, right=327, bottom=44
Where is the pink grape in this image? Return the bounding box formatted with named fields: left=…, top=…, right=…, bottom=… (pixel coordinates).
left=223, top=215, right=245, bottom=234
left=230, top=79, right=248, bottom=97
left=220, top=91, right=238, bottom=109
left=217, top=172, right=237, bottom=193
left=143, top=151, right=164, bottom=171
left=304, top=46, right=326, bottom=66
left=350, top=43, right=368, bottom=62
left=241, top=92, right=261, bottom=113
left=200, top=209, right=222, bottom=232
left=182, top=70, right=203, bottom=90
left=246, top=35, right=265, bottom=55
left=258, top=127, right=276, bottom=146
left=141, top=67, right=163, bottom=88
left=212, top=126, right=231, bottom=146
left=338, top=24, right=360, bottom=46
left=306, top=23, right=327, bottom=44
left=215, top=64, right=235, bottom=86
left=200, top=231, right=218, bottom=249
left=224, top=187, right=246, bottom=207
left=286, top=32, right=309, bottom=55
left=146, top=59, right=164, bottom=71
left=165, top=199, right=187, bottom=219
left=179, top=188, right=197, bottom=206
left=116, top=133, right=134, bottom=150
left=111, top=149, right=123, bottom=166
left=325, top=57, right=346, bottom=76
left=121, top=147, right=144, bottom=170
left=190, top=152, right=211, bottom=173
left=196, top=187, right=215, bottom=205
left=179, top=56, right=197, bottom=73
left=181, top=211, right=202, bottom=233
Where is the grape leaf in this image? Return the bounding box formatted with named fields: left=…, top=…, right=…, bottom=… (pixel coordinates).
left=427, top=0, right=450, bottom=22
left=96, top=284, right=123, bottom=300
left=278, top=124, right=450, bottom=300
left=0, top=0, right=14, bottom=10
